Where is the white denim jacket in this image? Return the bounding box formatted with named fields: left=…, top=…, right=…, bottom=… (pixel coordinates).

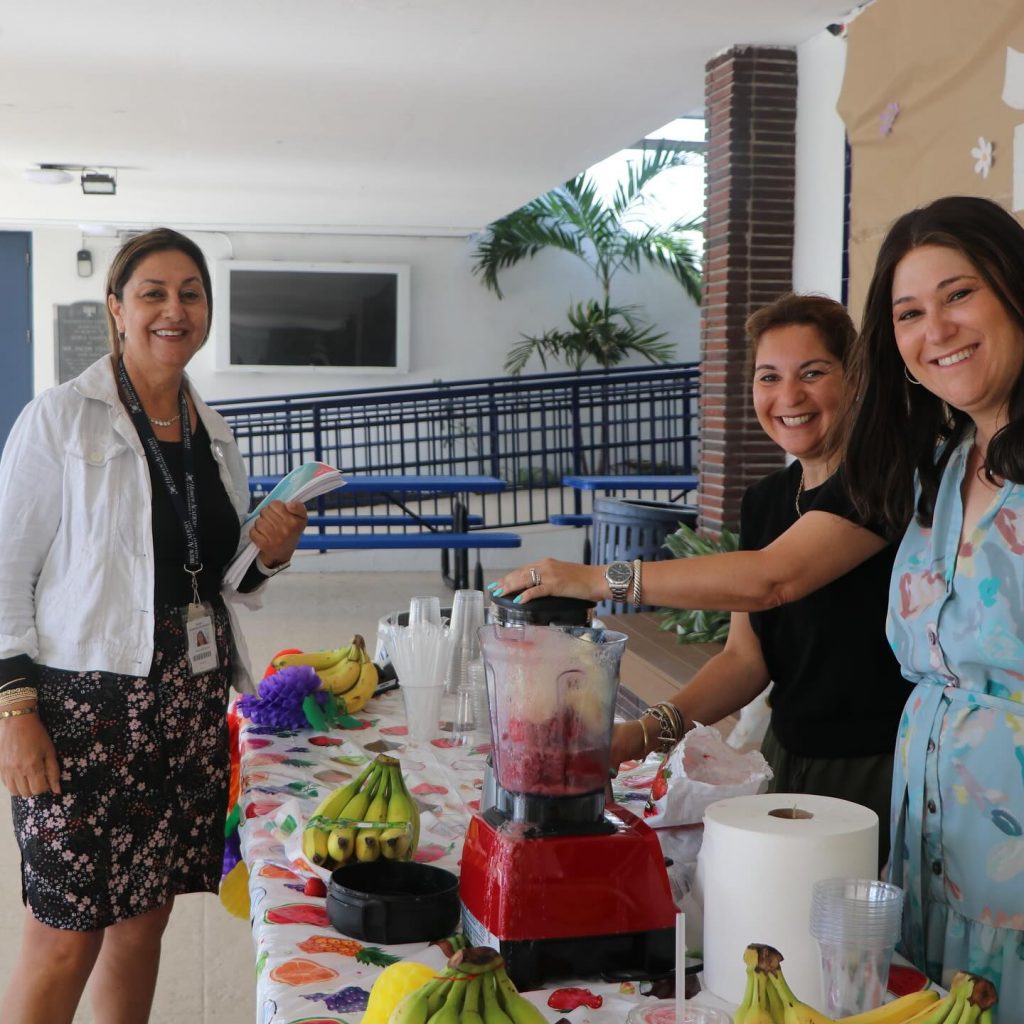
left=0, top=355, right=261, bottom=693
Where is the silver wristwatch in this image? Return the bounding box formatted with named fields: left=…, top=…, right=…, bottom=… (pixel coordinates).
left=604, top=560, right=634, bottom=602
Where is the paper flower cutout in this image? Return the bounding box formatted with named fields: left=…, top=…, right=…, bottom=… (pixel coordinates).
left=971, top=136, right=994, bottom=178
left=879, top=102, right=900, bottom=136
left=237, top=665, right=325, bottom=728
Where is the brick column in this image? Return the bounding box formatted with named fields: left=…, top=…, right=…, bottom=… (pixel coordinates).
left=699, top=46, right=797, bottom=536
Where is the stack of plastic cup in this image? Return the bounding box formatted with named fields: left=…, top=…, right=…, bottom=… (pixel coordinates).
left=445, top=590, right=484, bottom=696
left=810, top=877, right=905, bottom=1016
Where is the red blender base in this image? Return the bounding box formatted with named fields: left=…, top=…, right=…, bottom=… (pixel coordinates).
left=459, top=801, right=676, bottom=991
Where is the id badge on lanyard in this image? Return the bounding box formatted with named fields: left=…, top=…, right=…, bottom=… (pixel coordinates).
left=184, top=583, right=218, bottom=676
left=120, top=358, right=219, bottom=676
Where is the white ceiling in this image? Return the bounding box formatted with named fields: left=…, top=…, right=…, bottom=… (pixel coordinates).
left=0, top=1, right=855, bottom=235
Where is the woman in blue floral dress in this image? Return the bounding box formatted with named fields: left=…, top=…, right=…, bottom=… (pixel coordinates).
left=844, top=196, right=1024, bottom=1020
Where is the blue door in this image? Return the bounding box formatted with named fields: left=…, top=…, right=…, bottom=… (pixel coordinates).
left=0, top=232, right=33, bottom=451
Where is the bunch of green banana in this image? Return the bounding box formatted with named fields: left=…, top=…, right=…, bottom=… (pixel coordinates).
left=387, top=947, right=546, bottom=1024
left=301, top=754, right=420, bottom=869
left=736, top=944, right=997, bottom=1024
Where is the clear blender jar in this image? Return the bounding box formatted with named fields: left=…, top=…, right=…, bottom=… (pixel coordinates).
left=478, top=622, right=627, bottom=826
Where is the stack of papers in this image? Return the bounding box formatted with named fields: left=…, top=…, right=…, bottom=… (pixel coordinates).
left=224, top=461, right=345, bottom=588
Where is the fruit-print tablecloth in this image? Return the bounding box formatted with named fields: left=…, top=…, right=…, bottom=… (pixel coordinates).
left=237, top=687, right=734, bottom=1024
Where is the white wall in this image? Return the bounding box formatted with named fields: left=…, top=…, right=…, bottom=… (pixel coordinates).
left=30, top=227, right=701, bottom=401
left=793, top=27, right=848, bottom=300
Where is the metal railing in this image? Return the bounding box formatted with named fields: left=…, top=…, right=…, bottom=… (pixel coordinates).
left=210, top=362, right=700, bottom=529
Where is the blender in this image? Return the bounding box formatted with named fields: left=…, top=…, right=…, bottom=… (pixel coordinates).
left=460, top=621, right=676, bottom=990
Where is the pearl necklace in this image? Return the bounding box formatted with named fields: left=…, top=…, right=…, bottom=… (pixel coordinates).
left=149, top=412, right=182, bottom=428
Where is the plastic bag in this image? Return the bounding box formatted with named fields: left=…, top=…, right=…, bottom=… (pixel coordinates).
left=643, top=722, right=772, bottom=828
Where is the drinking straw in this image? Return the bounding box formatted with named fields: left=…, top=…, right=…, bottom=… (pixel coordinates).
left=384, top=622, right=449, bottom=688
left=676, top=911, right=686, bottom=1022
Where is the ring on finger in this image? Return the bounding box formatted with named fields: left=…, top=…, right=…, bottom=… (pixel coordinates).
left=529, top=567, right=541, bottom=587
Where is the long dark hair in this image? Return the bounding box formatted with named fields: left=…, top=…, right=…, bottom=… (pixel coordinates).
left=843, top=196, right=1024, bottom=539
left=105, top=228, right=212, bottom=355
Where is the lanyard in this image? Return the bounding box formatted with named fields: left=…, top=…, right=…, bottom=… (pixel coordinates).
left=118, top=358, right=203, bottom=602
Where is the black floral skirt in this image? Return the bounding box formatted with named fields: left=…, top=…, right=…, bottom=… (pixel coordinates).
left=12, top=603, right=233, bottom=931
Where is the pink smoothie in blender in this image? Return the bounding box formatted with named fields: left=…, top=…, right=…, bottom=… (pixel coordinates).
left=479, top=622, right=627, bottom=806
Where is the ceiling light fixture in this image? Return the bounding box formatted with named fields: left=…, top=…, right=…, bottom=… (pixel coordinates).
left=23, top=165, right=74, bottom=185
left=81, top=170, right=117, bottom=195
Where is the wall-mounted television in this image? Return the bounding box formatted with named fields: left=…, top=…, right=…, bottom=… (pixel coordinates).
left=215, top=260, right=410, bottom=372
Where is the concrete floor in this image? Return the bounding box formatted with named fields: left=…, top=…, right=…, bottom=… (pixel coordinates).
left=0, top=555, right=537, bottom=1024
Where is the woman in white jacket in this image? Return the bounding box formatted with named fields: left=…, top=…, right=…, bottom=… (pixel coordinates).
left=0, top=228, right=307, bottom=1024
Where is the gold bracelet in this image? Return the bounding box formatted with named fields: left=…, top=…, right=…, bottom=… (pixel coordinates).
left=0, top=676, right=28, bottom=693
left=636, top=716, right=651, bottom=757
left=0, top=687, right=37, bottom=708
left=0, top=706, right=36, bottom=719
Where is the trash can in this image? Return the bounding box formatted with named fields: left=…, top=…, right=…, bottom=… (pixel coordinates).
left=591, top=497, right=697, bottom=614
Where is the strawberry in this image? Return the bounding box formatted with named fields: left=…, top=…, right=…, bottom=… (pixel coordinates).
left=303, top=878, right=328, bottom=898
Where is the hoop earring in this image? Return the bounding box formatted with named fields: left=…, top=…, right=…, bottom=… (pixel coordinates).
left=904, top=365, right=922, bottom=385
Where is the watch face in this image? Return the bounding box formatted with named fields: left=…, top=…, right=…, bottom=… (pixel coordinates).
left=606, top=561, right=632, bottom=585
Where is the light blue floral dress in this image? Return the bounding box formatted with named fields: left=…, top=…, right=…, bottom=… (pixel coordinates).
left=888, top=435, right=1024, bottom=1022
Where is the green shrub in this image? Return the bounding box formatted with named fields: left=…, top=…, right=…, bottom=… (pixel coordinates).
left=657, top=523, right=739, bottom=644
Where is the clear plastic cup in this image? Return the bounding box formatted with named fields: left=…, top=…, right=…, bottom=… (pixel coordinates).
left=445, top=589, right=484, bottom=695
left=408, top=595, right=442, bottom=628
left=626, top=1001, right=731, bottom=1024
left=810, top=878, right=904, bottom=1016
left=401, top=681, right=444, bottom=742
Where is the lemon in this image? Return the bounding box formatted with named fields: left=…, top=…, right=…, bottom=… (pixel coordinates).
left=363, top=961, right=438, bottom=1024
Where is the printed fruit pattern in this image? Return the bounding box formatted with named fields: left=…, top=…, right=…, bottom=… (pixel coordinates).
left=272, top=634, right=380, bottom=714
left=297, top=936, right=365, bottom=957
left=386, top=946, right=547, bottom=1024
left=301, top=753, right=420, bottom=870
left=643, top=763, right=670, bottom=815
left=734, top=943, right=997, bottom=1024
left=264, top=903, right=331, bottom=928
left=269, top=958, right=338, bottom=986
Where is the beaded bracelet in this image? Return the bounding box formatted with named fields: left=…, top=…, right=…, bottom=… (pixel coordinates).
left=0, top=706, right=36, bottom=719
left=0, top=687, right=38, bottom=708
left=0, top=676, right=28, bottom=694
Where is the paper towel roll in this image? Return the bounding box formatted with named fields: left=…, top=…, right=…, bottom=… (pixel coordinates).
left=694, top=792, right=878, bottom=1010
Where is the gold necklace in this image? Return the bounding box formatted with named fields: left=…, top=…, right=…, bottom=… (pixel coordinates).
left=149, top=412, right=182, bottom=427
left=795, top=471, right=805, bottom=519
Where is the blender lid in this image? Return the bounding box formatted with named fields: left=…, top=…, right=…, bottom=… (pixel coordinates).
left=489, top=592, right=595, bottom=626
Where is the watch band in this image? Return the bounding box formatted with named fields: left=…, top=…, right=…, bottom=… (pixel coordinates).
left=605, top=561, right=633, bottom=602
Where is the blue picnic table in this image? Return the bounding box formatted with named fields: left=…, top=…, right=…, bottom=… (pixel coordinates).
left=248, top=473, right=513, bottom=589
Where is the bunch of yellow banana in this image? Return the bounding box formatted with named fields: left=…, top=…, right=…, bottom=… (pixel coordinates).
left=301, top=754, right=420, bottom=870
left=387, top=946, right=546, bottom=1024
left=272, top=634, right=380, bottom=713
left=736, top=944, right=998, bottom=1024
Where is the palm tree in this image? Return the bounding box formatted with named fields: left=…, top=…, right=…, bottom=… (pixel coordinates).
left=472, top=143, right=703, bottom=374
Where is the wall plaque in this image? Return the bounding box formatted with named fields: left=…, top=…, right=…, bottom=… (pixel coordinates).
left=55, top=301, right=108, bottom=383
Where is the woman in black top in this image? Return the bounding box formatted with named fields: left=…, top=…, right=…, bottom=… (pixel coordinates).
left=490, top=294, right=910, bottom=862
